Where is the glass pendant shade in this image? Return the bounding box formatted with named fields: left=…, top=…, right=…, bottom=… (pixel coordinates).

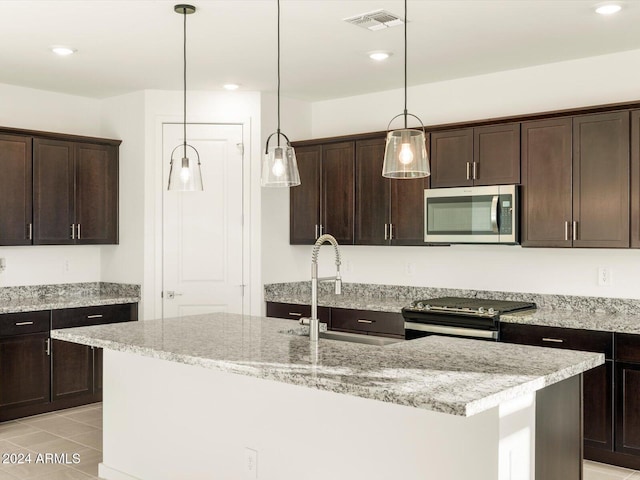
left=168, top=144, right=203, bottom=191
left=262, top=143, right=300, bottom=187
left=382, top=128, right=429, bottom=179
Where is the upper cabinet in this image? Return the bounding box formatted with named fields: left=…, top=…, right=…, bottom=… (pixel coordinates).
left=355, top=137, right=429, bottom=246
left=0, top=134, right=32, bottom=246
left=631, top=110, right=640, bottom=248
left=0, top=128, right=120, bottom=246
left=430, top=123, right=520, bottom=188
left=522, top=112, right=629, bottom=248
left=290, top=142, right=355, bottom=245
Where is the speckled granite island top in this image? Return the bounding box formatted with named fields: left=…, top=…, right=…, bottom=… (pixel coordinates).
left=51, top=312, right=603, bottom=417
left=0, top=282, right=140, bottom=314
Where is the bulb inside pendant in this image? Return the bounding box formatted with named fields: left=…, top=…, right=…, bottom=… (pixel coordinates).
left=399, top=142, right=414, bottom=165
left=180, top=157, right=191, bottom=184
left=272, top=147, right=285, bottom=177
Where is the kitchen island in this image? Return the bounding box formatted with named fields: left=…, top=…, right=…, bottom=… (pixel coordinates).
left=52, top=312, right=603, bottom=480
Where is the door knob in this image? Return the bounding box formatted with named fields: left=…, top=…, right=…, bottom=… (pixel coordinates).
left=165, top=291, right=183, bottom=300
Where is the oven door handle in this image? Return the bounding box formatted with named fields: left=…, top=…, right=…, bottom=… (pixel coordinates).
left=490, top=195, right=499, bottom=233
left=404, top=322, right=498, bottom=340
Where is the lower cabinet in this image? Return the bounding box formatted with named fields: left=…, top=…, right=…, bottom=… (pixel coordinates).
left=501, top=323, right=640, bottom=470
left=0, top=302, right=137, bottom=422
left=266, top=302, right=404, bottom=339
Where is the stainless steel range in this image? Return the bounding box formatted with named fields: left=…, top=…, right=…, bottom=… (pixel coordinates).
left=402, top=297, right=536, bottom=341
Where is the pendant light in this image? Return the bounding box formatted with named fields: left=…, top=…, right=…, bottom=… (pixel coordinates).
left=261, top=0, right=301, bottom=188
left=382, top=0, right=430, bottom=179
left=168, top=4, right=203, bottom=191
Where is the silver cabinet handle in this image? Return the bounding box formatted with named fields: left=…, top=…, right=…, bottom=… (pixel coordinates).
left=473, top=162, right=478, bottom=180
left=389, top=223, right=394, bottom=240
left=384, top=223, right=388, bottom=240
left=288, top=312, right=302, bottom=317
left=77, top=224, right=81, bottom=240
left=466, top=162, right=471, bottom=180
left=15, top=321, right=34, bottom=326
left=87, top=314, right=103, bottom=319
left=45, top=338, right=51, bottom=356
left=542, top=337, right=564, bottom=343
left=315, top=224, right=318, bottom=239
left=28, top=223, right=32, bottom=240
left=71, top=224, right=75, bottom=239
left=320, top=224, right=324, bottom=236
left=573, top=221, right=578, bottom=241
left=564, top=221, right=569, bottom=241
left=357, top=319, right=374, bottom=324
left=490, top=196, right=499, bottom=233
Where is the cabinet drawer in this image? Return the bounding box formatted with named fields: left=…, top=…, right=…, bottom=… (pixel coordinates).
left=331, top=308, right=403, bottom=337
left=0, top=311, right=50, bottom=337
left=266, top=302, right=330, bottom=325
left=615, top=334, right=640, bottom=363
left=52, top=303, right=137, bottom=329
left=500, top=323, right=613, bottom=358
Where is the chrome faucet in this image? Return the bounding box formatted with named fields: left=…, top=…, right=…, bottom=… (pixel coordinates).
left=303, top=234, right=342, bottom=342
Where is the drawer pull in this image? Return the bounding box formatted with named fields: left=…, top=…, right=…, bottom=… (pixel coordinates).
left=87, top=314, right=104, bottom=319
left=542, top=337, right=564, bottom=343
left=15, top=321, right=34, bottom=326
left=288, top=312, right=303, bottom=317
left=357, top=319, right=374, bottom=324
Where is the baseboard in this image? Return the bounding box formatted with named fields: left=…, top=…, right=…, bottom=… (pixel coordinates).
left=585, top=446, right=640, bottom=470
left=98, top=463, right=142, bottom=480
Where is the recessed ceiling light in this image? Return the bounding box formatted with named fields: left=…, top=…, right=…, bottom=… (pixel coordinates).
left=223, top=84, right=240, bottom=91
left=51, top=46, right=76, bottom=56
left=369, top=52, right=392, bottom=61
left=595, top=3, right=622, bottom=14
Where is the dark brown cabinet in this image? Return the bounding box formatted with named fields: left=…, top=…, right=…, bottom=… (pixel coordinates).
left=0, top=134, right=32, bottom=246
left=630, top=110, right=640, bottom=248
left=615, top=334, right=640, bottom=458
left=0, top=311, right=51, bottom=413
left=266, top=302, right=403, bottom=339
left=430, top=124, right=520, bottom=188
left=522, top=112, right=630, bottom=248
left=290, top=142, right=355, bottom=245
left=34, top=138, right=118, bottom=245
left=0, top=303, right=137, bottom=421
left=584, top=362, right=614, bottom=451
left=355, top=137, right=429, bottom=246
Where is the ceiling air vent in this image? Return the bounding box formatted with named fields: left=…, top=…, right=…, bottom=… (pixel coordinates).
left=343, top=9, right=404, bottom=31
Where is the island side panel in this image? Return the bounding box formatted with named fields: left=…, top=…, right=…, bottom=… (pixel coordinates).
left=99, top=349, right=502, bottom=480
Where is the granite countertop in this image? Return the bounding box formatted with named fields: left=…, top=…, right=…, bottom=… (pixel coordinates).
left=0, top=282, right=141, bottom=315
left=266, top=292, right=408, bottom=313
left=51, top=312, right=603, bottom=417
left=501, top=309, right=640, bottom=335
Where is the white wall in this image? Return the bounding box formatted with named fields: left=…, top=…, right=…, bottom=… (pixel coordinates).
left=0, top=83, right=103, bottom=287
left=261, top=49, right=640, bottom=299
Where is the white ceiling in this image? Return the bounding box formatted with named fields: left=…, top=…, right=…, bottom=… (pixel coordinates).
left=1, top=0, right=640, bottom=101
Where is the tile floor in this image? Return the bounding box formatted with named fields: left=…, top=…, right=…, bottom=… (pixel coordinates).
left=0, top=404, right=638, bottom=480
left=0, top=403, right=102, bottom=479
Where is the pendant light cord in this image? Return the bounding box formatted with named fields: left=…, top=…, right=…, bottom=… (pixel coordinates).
left=183, top=7, right=187, bottom=158
left=276, top=0, right=281, bottom=146
left=403, top=0, right=408, bottom=129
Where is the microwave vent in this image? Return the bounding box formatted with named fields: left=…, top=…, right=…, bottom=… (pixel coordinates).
left=343, top=9, right=404, bottom=31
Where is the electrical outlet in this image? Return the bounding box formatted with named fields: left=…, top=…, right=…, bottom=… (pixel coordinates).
left=406, top=262, right=416, bottom=276
left=244, top=448, right=257, bottom=479
left=598, top=267, right=613, bottom=287
left=0, top=258, right=5, bottom=273
left=64, top=259, right=70, bottom=273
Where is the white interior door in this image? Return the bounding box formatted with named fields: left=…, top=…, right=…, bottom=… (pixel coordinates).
left=162, top=123, right=244, bottom=318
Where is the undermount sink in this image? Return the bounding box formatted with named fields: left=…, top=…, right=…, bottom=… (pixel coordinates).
left=319, top=330, right=404, bottom=346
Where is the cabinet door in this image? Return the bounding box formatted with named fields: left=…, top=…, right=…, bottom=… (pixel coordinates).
left=521, top=118, right=573, bottom=247
left=355, top=138, right=389, bottom=245
left=615, top=362, right=640, bottom=455
left=94, top=347, right=103, bottom=395
left=473, top=123, right=520, bottom=186
left=51, top=339, right=92, bottom=401
left=33, top=138, right=75, bottom=245
left=390, top=177, right=429, bottom=246
left=573, top=112, right=629, bottom=248
left=330, top=308, right=404, bottom=338
left=75, top=143, right=118, bottom=244
left=0, top=333, right=50, bottom=410
left=290, top=145, right=321, bottom=244
left=430, top=128, right=473, bottom=188
left=322, top=142, right=355, bottom=244
left=265, top=302, right=331, bottom=327
left=584, top=361, right=614, bottom=451
left=0, top=134, right=32, bottom=246
left=631, top=110, right=640, bottom=248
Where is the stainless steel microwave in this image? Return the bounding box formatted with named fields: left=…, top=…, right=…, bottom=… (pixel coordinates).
left=424, top=185, right=518, bottom=244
